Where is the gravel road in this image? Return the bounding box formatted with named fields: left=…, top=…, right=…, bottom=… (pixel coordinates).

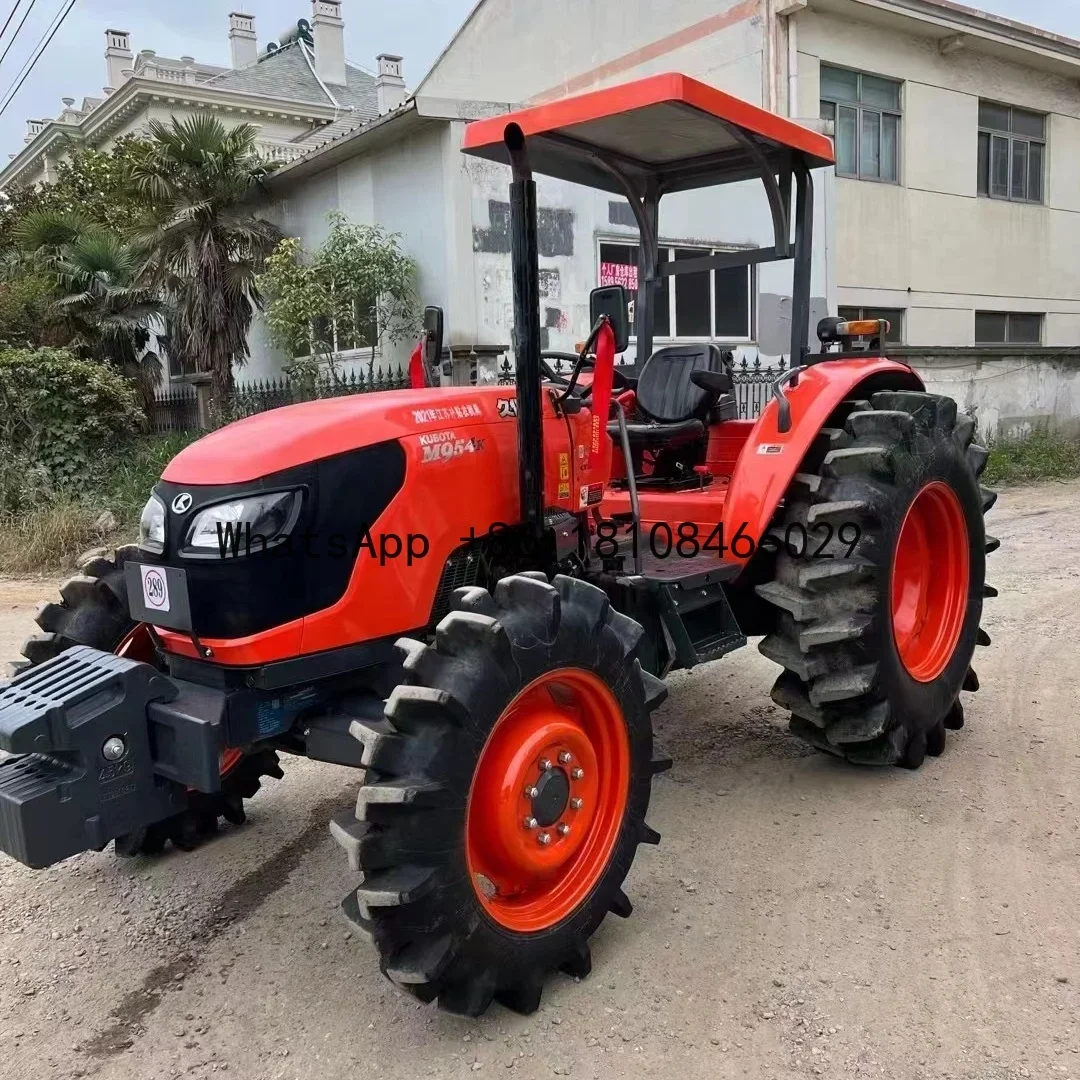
left=0, top=480, right=1077, bottom=1080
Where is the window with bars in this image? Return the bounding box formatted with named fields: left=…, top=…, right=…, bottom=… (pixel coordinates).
left=837, top=306, right=905, bottom=345
left=974, top=311, right=1043, bottom=345
left=820, top=65, right=902, bottom=183
left=977, top=101, right=1045, bottom=203
left=598, top=242, right=753, bottom=340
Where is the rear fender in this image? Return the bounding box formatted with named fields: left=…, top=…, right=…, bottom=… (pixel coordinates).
left=725, top=358, right=923, bottom=568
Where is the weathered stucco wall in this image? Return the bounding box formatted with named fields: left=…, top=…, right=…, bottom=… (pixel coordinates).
left=417, top=0, right=829, bottom=366
left=420, top=0, right=767, bottom=106
left=898, top=349, right=1080, bottom=440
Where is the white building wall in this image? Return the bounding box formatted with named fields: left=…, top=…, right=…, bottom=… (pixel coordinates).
left=251, top=119, right=462, bottom=381
left=421, top=0, right=766, bottom=106
left=798, top=8, right=1080, bottom=347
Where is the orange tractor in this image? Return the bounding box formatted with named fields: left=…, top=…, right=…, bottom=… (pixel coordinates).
left=0, top=74, right=994, bottom=1016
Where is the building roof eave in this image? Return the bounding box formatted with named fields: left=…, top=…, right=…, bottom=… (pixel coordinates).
left=264, top=94, right=516, bottom=187
left=266, top=100, right=424, bottom=186
left=0, top=125, right=85, bottom=188
left=0, top=76, right=357, bottom=190
left=819, top=0, right=1080, bottom=74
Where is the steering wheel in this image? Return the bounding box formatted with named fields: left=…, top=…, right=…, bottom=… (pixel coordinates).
left=540, top=351, right=581, bottom=385
left=540, top=349, right=630, bottom=408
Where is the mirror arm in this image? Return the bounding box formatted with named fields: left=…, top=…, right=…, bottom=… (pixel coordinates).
left=559, top=316, right=607, bottom=403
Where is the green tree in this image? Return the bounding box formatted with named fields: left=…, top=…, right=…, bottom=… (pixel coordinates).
left=13, top=210, right=164, bottom=410
left=0, top=136, right=152, bottom=352
left=259, top=211, right=419, bottom=391
left=0, top=260, right=56, bottom=348
left=129, top=115, right=280, bottom=410
left=0, top=136, right=148, bottom=246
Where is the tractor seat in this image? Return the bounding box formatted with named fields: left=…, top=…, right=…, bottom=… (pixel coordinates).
left=608, top=344, right=732, bottom=447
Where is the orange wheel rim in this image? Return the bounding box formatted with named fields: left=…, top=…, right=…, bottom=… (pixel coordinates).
left=891, top=481, right=970, bottom=682
left=115, top=625, right=244, bottom=778
left=465, top=668, right=630, bottom=933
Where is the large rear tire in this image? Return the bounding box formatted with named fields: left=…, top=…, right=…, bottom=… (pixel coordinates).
left=17, top=545, right=282, bottom=854
left=756, top=391, right=996, bottom=768
left=331, top=573, right=670, bottom=1017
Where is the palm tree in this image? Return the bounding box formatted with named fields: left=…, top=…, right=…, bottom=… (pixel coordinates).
left=14, top=209, right=165, bottom=408
left=129, top=115, right=280, bottom=409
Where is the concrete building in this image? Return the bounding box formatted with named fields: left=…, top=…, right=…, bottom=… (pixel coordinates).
left=6, top=0, right=1078, bottom=434
left=257, top=0, right=1080, bottom=405
left=0, top=2, right=406, bottom=189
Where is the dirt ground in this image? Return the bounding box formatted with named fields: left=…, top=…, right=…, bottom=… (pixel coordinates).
left=0, top=480, right=1078, bottom=1080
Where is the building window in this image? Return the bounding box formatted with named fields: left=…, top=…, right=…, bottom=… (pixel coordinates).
left=820, top=66, right=901, bottom=183
left=837, top=307, right=905, bottom=345
left=975, top=311, right=1043, bottom=345
left=294, top=300, right=378, bottom=358
left=977, top=101, right=1045, bottom=203
left=598, top=242, right=753, bottom=341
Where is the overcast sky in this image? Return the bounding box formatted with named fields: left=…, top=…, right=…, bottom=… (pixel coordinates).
left=0, top=0, right=1078, bottom=168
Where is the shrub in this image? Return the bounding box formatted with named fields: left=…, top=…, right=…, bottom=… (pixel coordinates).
left=983, top=429, right=1080, bottom=486
left=0, top=347, right=144, bottom=485
left=0, top=432, right=197, bottom=573
left=0, top=445, right=55, bottom=517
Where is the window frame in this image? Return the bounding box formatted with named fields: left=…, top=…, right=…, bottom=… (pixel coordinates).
left=597, top=237, right=756, bottom=345
left=977, top=100, right=1046, bottom=205
left=836, top=306, right=906, bottom=346
left=292, top=299, right=380, bottom=362
left=820, top=65, right=903, bottom=185
left=974, top=310, right=1044, bottom=346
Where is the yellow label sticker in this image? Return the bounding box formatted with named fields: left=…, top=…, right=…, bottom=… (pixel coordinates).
left=558, top=482, right=571, bottom=500
left=559, top=453, right=570, bottom=481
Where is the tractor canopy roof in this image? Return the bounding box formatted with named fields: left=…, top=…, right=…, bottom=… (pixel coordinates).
left=461, top=72, right=835, bottom=195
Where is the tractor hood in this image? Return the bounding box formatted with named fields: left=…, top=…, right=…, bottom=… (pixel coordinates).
left=163, top=386, right=507, bottom=485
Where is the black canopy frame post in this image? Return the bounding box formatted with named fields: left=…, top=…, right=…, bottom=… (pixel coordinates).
left=505, top=122, right=545, bottom=540
left=789, top=157, right=814, bottom=384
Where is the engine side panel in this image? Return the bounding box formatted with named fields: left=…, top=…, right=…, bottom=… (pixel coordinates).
left=158, top=385, right=596, bottom=664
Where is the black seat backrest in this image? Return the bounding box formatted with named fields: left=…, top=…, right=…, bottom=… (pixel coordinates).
left=635, top=344, right=725, bottom=424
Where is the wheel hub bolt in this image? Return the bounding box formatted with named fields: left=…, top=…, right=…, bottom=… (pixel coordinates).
left=557, top=823, right=571, bottom=836
left=571, top=767, right=584, bottom=780
left=570, top=797, right=583, bottom=810
left=539, top=758, right=553, bottom=771
left=538, top=832, right=551, bottom=845
left=523, top=816, right=538, bottom=830
left=558, top=751, right=572, bottom=764
left=524, top=785, right=539, bottom=799
left=102, top=736, right=126, bottom=762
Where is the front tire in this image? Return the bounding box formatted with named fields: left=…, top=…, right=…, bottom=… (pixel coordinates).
left=331, top=573, right=670, bottom=1016
left=756, top=391, right=996, bottom=767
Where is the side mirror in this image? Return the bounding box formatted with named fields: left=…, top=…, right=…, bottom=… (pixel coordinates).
left=590, top=286, right=630, bottom=354
left=423, top=306, right=444, bottom=368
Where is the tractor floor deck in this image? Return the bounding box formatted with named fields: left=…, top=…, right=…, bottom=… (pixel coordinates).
left=617, top=551, right=741, bottom=589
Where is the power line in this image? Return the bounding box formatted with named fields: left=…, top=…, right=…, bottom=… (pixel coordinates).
left=0, top=0, right=77, bottom=121
left=0, top=0, right=38, bottom=72
left=0, top=0, right=26, bottom=53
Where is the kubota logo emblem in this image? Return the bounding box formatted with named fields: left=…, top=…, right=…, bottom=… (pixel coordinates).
left=171, top=493, right=193, bottom=514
